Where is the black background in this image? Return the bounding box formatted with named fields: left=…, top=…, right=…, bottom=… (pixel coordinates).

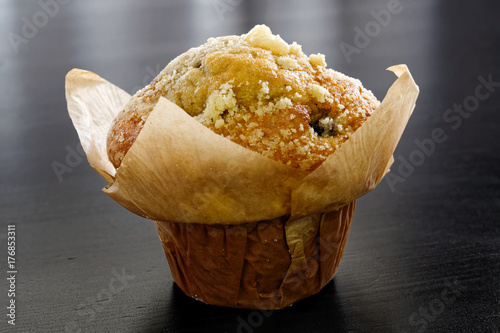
left=0, top=1, right=499, bottom=332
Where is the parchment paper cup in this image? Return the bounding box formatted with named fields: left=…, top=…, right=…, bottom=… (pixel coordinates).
left=65, top=65, right=418, bottom=309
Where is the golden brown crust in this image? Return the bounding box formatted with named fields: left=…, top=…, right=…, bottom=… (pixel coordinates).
left=107, top=25, right=380, bottom=170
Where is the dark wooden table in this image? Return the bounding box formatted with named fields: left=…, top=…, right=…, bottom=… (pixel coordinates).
left=1, top=1, right=499, bottom=332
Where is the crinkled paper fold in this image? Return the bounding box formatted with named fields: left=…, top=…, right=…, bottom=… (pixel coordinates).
left=65, top=65, right=419, bottom=225
left=153, top=201, right=356, bottom=309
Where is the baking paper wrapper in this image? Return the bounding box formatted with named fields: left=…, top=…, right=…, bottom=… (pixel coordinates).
left=65, top=65, right=418, bottom=224
left=154, top=201, right=355, bottom=309
left=65, top=65, right=417, bottom=309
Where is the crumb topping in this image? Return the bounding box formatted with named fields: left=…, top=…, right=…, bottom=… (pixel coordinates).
left=107, top=24, right=380, bottom=170
left=308, top=53, right=327, bottom=67
left=244, top=25, right=289, bottom=55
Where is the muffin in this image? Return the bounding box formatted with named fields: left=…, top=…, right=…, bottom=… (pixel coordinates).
left=65, top=25, right=419, bottom=309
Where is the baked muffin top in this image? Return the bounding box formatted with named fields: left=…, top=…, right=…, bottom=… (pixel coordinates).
left=107, top=25, right=380, bottom=170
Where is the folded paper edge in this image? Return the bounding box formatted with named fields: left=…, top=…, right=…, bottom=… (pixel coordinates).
left=65, top=69, right=131, bottom=182
left=67, top=65, right=418, bottom=225
left=290, top=64, right=419, bottom=218
left=103, top=97, right=309, bottom=224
